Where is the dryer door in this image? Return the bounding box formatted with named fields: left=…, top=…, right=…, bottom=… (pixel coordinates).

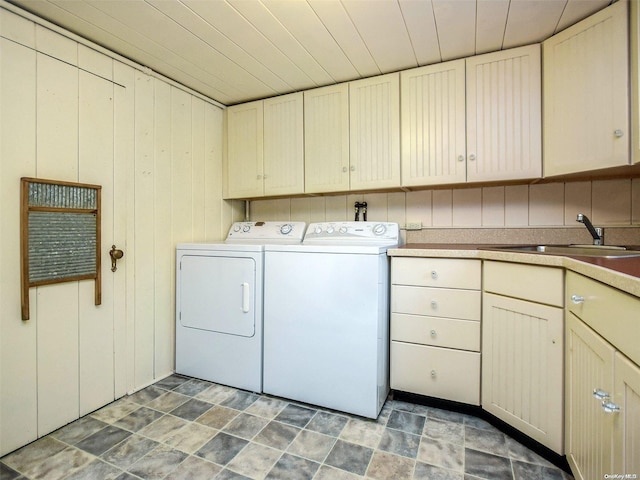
left=178, top=255, right=256, bottom=337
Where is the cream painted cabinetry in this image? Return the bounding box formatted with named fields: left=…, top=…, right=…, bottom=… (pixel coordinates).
left=390, top=257, right=481, bottom=405
left=401, top=45, right=541, bottom=187
left=225, top=92, right=304, bottom=199
left=565, top=272, right=640, bottom=480
left=304, top=84, right=350, bottom=193
left=349, top=73, right=401, bottom=190
left=543, top=1, right=630, bottom=177
left=482, top=261, right=564, bottom=454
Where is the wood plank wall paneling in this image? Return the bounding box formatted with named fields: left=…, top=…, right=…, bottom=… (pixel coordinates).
left=250, top=180, right=640, bottom=229
left=0, top=7, right=241, bottom=456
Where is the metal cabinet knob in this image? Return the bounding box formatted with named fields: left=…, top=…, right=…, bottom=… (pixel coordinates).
left=431, top=270, right=438, bottom=280
left=431, top=370, right=437, bottom=377
left=602, top=401, right=621, bottom=413
left=350, top=165, right=356, bottom=172
left=571, top=294, right=585, bottom=304
left=614, top=129, right=624, bottom=138
left=342, top=167, right=348, bottom=173
left=593, top=388, right=610, bottom=400
left=468, top=154, right=476, bottom=161
left=430, top=329, right=437, bottom=337
left=430, top=300, right=437, bottom=309
left=457, top=155, right=464, bottom=162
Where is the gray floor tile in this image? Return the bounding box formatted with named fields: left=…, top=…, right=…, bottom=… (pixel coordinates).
left=153, top=374, right=190, bottom=391
left=145, top=391, right=190, bottom=413
left=100, top=434, right=159, bottom=469
left=127, top=444, right=187, bottom=479
left=63, top=458, right=125, bottom=480
left=195, top=405, right=239, bottom=429
left=387, top=409, right=426, bottom=435
left=219, top=391, right=259, bottom=411
left=274, top=403, right=317, bottom=428
left=414, top=462, right=464, bottom=480
left=226, top=442, right=282, bottom=478
left=265, top=453, right=320, bottom=480
left=423, top=417, right=464, bottom=445
left=75, top=425, right=132, bottom=456
left=195, top=432, right=249, bottom=465
left=287, top=429, right=336, bottom=462
left=465, top=425, right=508, bottom=457
left=305, top=411, right=348, bottom=437
left=222, top=412, right=270, bottom=440
left=324, top=439, right=373, bottom=476
left=163, top=455, right=222, bottom=480
left=0, top=463, right=21, bottom=480
left=417, top=436, right=464, bottom=472
left=173, top=379, right=212, bottom=397
left=50, top=416, right=108, bottom=445
left=366, top=450, right=414, bottom=479
left=512, top=459, right=571, bottom=480
left=169, top=398, right=213, bottom=421
left=253, top=421, right=301, bottom=450
left=464, top=448, right=514, bottom=480
left=128, top=386, right=166, bottom=405
left=378, top=428, right=421, bottom=459
left=114, top=407, right=163, bottom=432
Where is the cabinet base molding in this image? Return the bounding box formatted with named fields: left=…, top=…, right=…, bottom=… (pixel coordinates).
left=392, top=390, right=572, bottom=475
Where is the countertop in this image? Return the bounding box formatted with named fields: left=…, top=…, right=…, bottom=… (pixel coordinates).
left=388, top=244, right=640, bottom=298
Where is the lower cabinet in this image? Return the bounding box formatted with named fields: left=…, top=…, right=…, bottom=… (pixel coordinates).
left=482, top=261, right=565, bottom=454
left=390, top=257, right=481, bottom=405
left=565, top=272, right=640, bottom=479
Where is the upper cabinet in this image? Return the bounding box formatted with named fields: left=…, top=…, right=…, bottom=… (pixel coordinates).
left=401, top=45, right=541, bottom=187
left=631, top=0, right=640, bottom=165
left=225, top=92, right=304, bottom=199
left=401, top=60, right=466, bottom=186
left=225, top=100, right=264, bottom=199
left=304, top=84, right=350, bottom=194
left=349, top=73, right=401, bottom=190
left=543, top=1, right=630, bottom=177
left=466, top=45, right=541, bottom=182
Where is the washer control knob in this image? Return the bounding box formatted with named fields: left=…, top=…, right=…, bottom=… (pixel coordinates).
left=243, top=225, right=251, bottom=232
left=233, top=224, right=241, bottom=232
left=314, top=226, right=323, bottom=234
left=280, top=224, right=293, bottom=235
left=327, top=226, right=335, bottom=234
left=373, top=224, right=387, bottom=235
left=339, top=226, right=348, bottom=234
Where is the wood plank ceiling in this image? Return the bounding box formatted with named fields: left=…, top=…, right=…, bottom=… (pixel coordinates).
left=7, top=0, right=612, bottom=106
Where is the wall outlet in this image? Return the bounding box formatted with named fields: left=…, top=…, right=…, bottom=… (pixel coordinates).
left=406, top=222, right=422, bottom=230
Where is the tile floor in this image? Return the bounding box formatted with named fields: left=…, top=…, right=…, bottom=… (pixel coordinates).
left=0, top=374, right=573, bottom=480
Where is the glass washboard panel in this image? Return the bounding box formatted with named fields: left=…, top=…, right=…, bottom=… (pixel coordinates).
left=20, top=177, right=101, bottom=320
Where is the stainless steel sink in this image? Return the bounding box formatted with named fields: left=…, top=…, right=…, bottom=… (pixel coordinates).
left=482, top=245, right=640, bottom=258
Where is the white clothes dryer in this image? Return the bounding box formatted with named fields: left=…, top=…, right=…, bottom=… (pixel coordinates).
left=263, top=221, right=399, bottom=418
left=175, top=221, right=306, bottom=392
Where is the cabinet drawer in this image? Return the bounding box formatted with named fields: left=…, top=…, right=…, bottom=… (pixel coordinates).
left=567, top=272, right=640, bottom=366
left=484, top=261, right=564, bottom=307
left=391, top=285, right=481, bottom=321
left=391, top=342, right=480, bottom=405
left=391, top=313, right=480, bottom=351
left=392, top=257, right=481, bottom=289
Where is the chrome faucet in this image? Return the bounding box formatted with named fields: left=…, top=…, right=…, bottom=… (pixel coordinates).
left=576, top=213, right=603, bottom=245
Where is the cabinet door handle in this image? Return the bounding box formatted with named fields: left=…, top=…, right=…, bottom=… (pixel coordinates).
left=431, top=270, right=438, bottom=280
left=350, top=165, right=355, bottom=172
left=602, top=400, right=620, bottom=413
left=593, top=388, right=610, bottom=400
left=468, top=154, right=476, bottom=161
left=430, top=370, right=437, bottom=377
left=457, top=155, right=465, bottom=162
left=571, top=294, right=585, bottom=304
left=430, top=300, right=437, bottom=309
left=342, top=167, right=348, bottom=173
left=430, top=329, right=437, bottom=337
left=614, top=129, right=624, bottom=138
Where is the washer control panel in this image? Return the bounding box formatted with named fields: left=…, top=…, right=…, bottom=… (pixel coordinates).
left=304, top=221, right=399, bottom=244
left=226, top=221, right=306, bottom=243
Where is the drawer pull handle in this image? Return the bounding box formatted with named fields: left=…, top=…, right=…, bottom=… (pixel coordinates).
left=430, top=330, right=437, bottom=337
left=431, top=370, right=437, bottom=378
left=430, top=300, right=437, bottom=309
left=431, top=270, right=438, bottom=280
left=593, top=388, right=610, bottom=400
left=571, top=294, right=585, bottom=304
left=602, top=401, right=620, bottom=413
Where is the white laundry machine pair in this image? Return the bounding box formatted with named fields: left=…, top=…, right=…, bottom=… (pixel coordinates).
left=263, top=221, right=399, bottom=418
left=175, top=221, right=306, bottom=392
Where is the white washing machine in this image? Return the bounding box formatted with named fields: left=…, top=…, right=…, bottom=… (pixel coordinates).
left=175, top=221, right=306, bottom=392
left=263, top=221, right=399, bottom=418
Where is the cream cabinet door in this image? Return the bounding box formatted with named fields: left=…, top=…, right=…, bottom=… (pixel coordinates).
left=349, top=73, right=401, bottom=190
left=566, top=313, right=615, bottom=480
left=482, top=292, right=564, bottom=453
left=466, top=44, right=541, bottom=182
left=401, top=60, right=466, bottom=186
left=304, top=84, right=350, bottom=193
left=263, top=92, right=304, bottom=196
left=543, top=0, right=629, bottom=176
left=225, top=100, right=264, bottom=198
left=614, top=352, right=640, bottom=476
